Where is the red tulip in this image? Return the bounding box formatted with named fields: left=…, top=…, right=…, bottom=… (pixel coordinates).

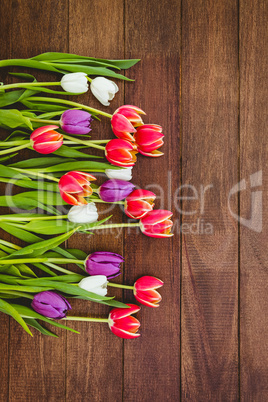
left=134, top=124, right=164, bottom=157
left=59, top=171, right=96, bottom=205
left=30, top=125, right=63, bottom=154
left=124, top=189, right=156, bottom=219
left=140, top=210, right=173, bottom=238
left=108, top=304, right=141, bottom=339
left=105, top=139, right=137, bottom=167
left=111, top=105, right=145, bottom=142
left=134, top=276, right=163, bottom=308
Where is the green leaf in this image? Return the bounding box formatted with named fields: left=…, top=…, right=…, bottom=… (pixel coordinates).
left=0, top=223, right=42, bottom=243
left=0, top=59, right=60, bottom=72
left=9, top=156, right=75, bottom=168
left=66, top=248, right=87, bottom=260
left=8, top=72, right=36, bottom=81
left=54, top=146, right=102, bottom=159
left=0, top=109, right=32, bottom=129
left=0, top=299, right=32, bottom=336
left=0, top=89, right=25, bottom=107
left=0, top=164, right=27, bottom=179
left=12, top=304, right=80, bottom=333
left=41, top=160, right=118, bottom=172
left=24, top=318, right=58, bottom=337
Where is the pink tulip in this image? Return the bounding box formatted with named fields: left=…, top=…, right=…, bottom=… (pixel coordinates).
left=30, top=125, right=63, bottom=154
left=134, top=124, right=164, bottom=157
left=124, top=189, right=156, bottom=219
left=111, top=105, right=145, bottom=142
left=134, top=276, right=163, bottom=308
left=140, top=210, right=173, bottom=238
left=108, top=304, right=141, bottom=339
left=105, top=139, right=137, bottom=167
left=58, top=171, right=96, bottom=205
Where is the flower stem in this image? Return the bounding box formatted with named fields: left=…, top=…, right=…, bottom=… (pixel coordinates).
left=30, top=118, right=61, bottom=125
left=0, top=81, right=61, bottom=90
left=0, top=142, right=31, bottom=155
left=108, top=282, right=134, bottom=290
left=87, top=77, right=93, bottom=83
left=11, top=168, right=59, bottom=182
left=26, top=96, right=113, bottom=118
left=0, top=215, right=68, bottom=222
left=0, top=258, right=85, bottom=265
left=0, top=290, right=34, bottom=300
left=93, top=223, right=140, bottom=230
left=62, top=316, right=108, bottom=323
left=62, top=134, right=106, bottom=150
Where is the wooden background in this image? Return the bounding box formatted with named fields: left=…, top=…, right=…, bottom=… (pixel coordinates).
left=0, top=0, right=267, bottom=400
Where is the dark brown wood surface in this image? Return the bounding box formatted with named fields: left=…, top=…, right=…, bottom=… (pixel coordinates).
left=0, top=0, right=267, bottom=401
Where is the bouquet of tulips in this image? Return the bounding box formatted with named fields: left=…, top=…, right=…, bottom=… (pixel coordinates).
left=0, top=52, right=173, bottom=339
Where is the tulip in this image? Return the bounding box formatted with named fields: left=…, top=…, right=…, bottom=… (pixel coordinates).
left=111, top=105, right=145, bottom=142
left=90, top=77, right=119, bottom=106
left=85, top=251, right=124, bottom=279
left=139, top=210, right=173, bottom=238
left=105, top=139, right=137, bottom=167
left=60, top=72, right=88, bottom=93
left=124, top=189, right=156, bottom=219
left=60, top=109, right=93, bottom=135
left=67, top=203, right=98, bottom=223
left=99, top=179, right=135, bottom=202
left=30, top=125, right=63, bottom=154
left=134, top=276, right=163, bottom=308
left=78, top=275, right=108, bottom=297
left=31, top=291, right=71, bottom=319
left=59, top=171, right=96, bottom=205
left=105, top=166, right=133, bottom=181
left=134, top=124, right=164, bottom=157
left=108, top=304, right=141, bottom=339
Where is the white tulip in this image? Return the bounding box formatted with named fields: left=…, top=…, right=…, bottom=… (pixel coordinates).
left=61, top=72, right=88, bottom=93
left=78, top=275, right=108, bottom=297
left=105, top=166, right=133, bottom=181
left=90, top=77, right=119, bottom=106
left=67, top=203, right=98, bottom=224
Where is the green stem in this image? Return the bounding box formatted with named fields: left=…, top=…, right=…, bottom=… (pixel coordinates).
left=0, top=215, right=68, bottom=222
left=0, top=140, right=29, bottom=147
left=27, top=97, right=113, bottom=118
left=0, top=81, right=61, bottom=90
left=0, top=142, right=31, bottom=156
left=0, top=290, right=34, bottom=300
left=87, top=77, right=93, bottom=83
left=0, top=258, right=85, bottom=265
left=63, top=140, right=109, bottom=145
left=11, top=168, right=59, bottom=182
left=108, top=282, right=134, bottom=290
left=44, top=262, right=74, bottom=275
left=90, top=199, right=125, bottom=205
left=62, top=316, right=108, bottom=323
left=92, top=223, right=140, bottom=230
left=62, top=134, right=106, bottom=150
left=30, top=117, right=61, bottom=125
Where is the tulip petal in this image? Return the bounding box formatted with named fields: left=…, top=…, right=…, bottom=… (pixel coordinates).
left=134, top=276, right=164, bottom=291
left=109, top=303, right=140, bottom=320
left=30, top=125, right=59, bottom=140
left=110, top=325, right=141, bottom=339
left=141, top=210, right=173, bottom=225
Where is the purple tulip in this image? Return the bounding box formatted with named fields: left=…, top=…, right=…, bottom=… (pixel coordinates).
left=60, top=109, right=93, bottom=135
left=85, top=251, right=124, bottom=279
left=99, top=179, right=135, bottom=202
left=31, top=291, right=72, bottom=319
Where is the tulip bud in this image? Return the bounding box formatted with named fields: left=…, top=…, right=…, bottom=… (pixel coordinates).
left=105, top=139, right=137, bottom=167
left=139, top=210, right=173, bottom=238
left=31, top=291, right=71, bottom=319
left=105, top=166, right=133, bottom=181
left=111, top=105, right=145, bottom=142
left=30, top=125, right=63, bottom=154
left=85, top=251, right=124, bottom=279
left=108, top=304, right=141, bottom=339
left=99, top=179, right=135, bottom=202
left=67, top=203, right=98, bottom=223
left=90, top=77, right=119, bottom=106
left=60, top=109, right=93, bottom=135
left=134, top=276, right=163, bottom=308
left=59, top=171, right=96, bottom=205
left=124, top=189, right=156, bottom=219
left=78, top=275, right=108, bottom=297
left=60, top=72, right=88, bottom=93
left=134, top=124, right=164, bottom=157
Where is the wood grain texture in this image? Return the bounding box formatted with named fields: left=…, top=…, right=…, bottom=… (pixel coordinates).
left=240, top=0, right=268, bottom=400
left=5, top=1, right=69, bottom=401
left=124, top=1, right=181, bottom=400
left=66, top=1, right=125, bottom=401
left=181, top=0, right=239, bottom=400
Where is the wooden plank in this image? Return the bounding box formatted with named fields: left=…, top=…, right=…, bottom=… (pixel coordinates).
left=6, top=1, right=69, bottom=401
left=124, top=1, right=181, bottom=400
left=181, top=0, right=239, bottom=400
left=66, top=1, right=125, bottom=401
left=240, top=0, right=268, bottom=399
